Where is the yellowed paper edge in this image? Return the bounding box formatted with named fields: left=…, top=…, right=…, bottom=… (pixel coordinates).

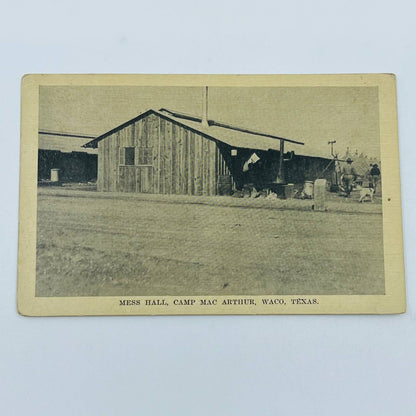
left=17, top=74, right=406, bottom=316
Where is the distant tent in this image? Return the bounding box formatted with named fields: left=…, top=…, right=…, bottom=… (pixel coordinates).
left=341, top=148, right=381, bottom=177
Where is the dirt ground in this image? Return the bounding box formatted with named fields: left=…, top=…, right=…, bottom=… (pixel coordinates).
left=36, top=187, right=385, bottom=296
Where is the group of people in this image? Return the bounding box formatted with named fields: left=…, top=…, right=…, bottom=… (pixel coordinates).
left=340, top=158, right=381, bottom=197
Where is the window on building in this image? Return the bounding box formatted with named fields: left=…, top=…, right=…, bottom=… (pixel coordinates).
left=120, top=146, right=153, bottom=166
left=124, top=147, right=135, bottom=165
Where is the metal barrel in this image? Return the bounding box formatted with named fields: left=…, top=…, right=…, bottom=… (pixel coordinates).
left=50, top=168, right=60, bottom=182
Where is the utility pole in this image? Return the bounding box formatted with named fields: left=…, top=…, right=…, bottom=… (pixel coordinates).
left=327, top=140, right=339, bottom=188
left=201, top=86, right=209, bottom=127
left=328, top=140, right=336, bottom=157
left=278, top=139, right=285, bottom=183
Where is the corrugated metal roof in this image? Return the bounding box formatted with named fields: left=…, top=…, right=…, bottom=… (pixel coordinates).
left=157, top=110, right=300, bottom=151
left=39, top=133, right=98, bottom=154
left=158, top=110, right=330, bottom=159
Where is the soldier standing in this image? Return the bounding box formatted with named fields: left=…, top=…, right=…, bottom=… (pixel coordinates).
left=370, top=163, right=381, bottom=194
left=341, top=158, right=357, bottom=197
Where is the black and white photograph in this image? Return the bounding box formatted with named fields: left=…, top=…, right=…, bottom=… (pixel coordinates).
left=3, top=2, right=415, bottom=415
left=18, top=74, right=404, bottom=315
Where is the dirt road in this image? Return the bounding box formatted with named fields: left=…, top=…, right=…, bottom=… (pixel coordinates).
left=36, top=189, right=385, bottom=296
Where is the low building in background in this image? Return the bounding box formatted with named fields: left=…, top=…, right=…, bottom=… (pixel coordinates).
left=38, top=131, right=98, bottom=183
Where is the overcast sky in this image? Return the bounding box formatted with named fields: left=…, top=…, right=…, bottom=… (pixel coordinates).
left=39, top=86, right=380, bottom=158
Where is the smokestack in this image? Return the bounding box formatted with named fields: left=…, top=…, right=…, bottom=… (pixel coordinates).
left=202, top=86, right=209, bottom=127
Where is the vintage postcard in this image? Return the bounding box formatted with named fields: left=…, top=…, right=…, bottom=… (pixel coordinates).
left=17, top=74, right=405, bottom=315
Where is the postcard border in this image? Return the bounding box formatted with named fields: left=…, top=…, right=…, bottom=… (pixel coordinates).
left=17, top=74, right=406, bottom=316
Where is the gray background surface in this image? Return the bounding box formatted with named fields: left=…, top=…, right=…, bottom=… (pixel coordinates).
left=1, top=0, right=415, bottom=414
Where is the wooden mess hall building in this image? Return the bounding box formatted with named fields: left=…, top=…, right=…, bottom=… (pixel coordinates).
left=84, top=107, right=333, bottom=195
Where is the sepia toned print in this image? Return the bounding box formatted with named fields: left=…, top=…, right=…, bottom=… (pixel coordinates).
left=18, top=74, right=405, bottom=315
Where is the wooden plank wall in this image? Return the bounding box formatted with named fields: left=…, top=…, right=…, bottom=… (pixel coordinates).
left=99, top=113, right=228, bottom=196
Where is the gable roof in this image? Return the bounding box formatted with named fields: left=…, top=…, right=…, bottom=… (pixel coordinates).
left=84, top=108, right=331, bottom=159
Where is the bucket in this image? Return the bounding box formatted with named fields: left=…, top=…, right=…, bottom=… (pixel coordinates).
left=303, top=181, right=314, bottom=198
left=50, top=168, right=60, bottom=182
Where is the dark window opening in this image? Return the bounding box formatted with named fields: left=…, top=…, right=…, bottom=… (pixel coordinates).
left=124, top=147, right=135, bottom=165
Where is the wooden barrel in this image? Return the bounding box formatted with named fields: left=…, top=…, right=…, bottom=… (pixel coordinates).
left=303, top=181, right=314, bottom=198
left=284, top=183, right=295, bottom=199
left=217, top=175, right=232, bottom=195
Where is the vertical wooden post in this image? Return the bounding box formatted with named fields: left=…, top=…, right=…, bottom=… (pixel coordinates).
left=278, top=139, right=285, bottom=182
left=157, top=117, right=161, bottom=193
left=314, top=179, right=327, bottom=211
left=187, top=130, right=191, bottom=195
